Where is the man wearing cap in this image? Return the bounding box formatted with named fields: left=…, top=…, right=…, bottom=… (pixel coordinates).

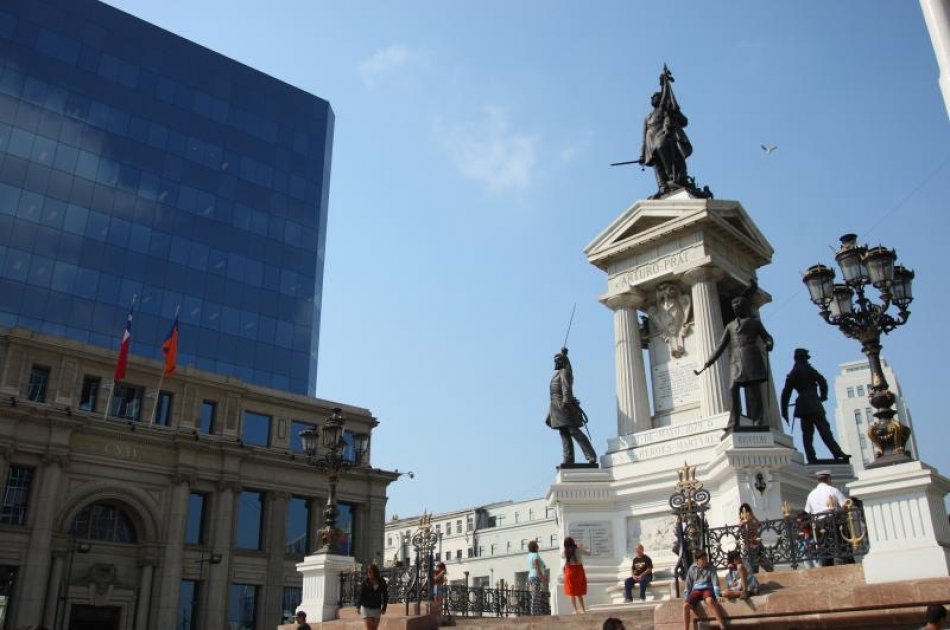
left=805, top=470, right=848, bottom=566
left=780, top=348, right=849, bottom=464
left=294, top=610, right=309, bottom=629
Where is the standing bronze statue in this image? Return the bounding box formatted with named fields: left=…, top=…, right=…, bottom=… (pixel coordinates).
left=694, top=285, right=773, bottom=431
left=613, top=66, right=711, bottom=199
left=780, top=349, right=850, bottom=464
left=640, top=65, right=691, bottom=196
left=545, top=347, right=598, bottom=468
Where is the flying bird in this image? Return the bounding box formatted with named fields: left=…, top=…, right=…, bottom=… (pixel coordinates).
left=761, top=144, right=778, bottom=155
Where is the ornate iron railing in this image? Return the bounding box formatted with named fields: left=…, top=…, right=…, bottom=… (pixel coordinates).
left=339, top=563, right=417, bottom=607
left=340, top=568, right=549, bottom=618
left=442, top=584, right=548, bottom=618
left=703, top=502, right=870, bottom=571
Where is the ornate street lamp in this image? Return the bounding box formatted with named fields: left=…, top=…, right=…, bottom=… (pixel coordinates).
left=300, top=407, right=359, bottom=553
left=802, top=233, right=915, bottom=466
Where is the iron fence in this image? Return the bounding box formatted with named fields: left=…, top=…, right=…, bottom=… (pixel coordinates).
left=704, top=504, right=870, bottom=571
left=442, top=583, right=548, bottom=618
left=339, top=564, right=416, bottom=607
left=339, top=568, right=550, bottom=618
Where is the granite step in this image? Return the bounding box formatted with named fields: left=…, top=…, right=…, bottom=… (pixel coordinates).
left=653, top=569, right=949, bottom=630
left=450, top=607, right=655, bottom=629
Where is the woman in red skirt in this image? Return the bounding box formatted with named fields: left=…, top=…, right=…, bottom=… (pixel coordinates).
left=562, top=537, right=588, bottom=614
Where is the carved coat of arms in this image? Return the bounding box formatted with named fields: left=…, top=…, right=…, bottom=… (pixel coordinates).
left=648, top=282, right=692, bottom=358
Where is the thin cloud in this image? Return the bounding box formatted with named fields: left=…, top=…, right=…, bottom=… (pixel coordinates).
left=559, top=131, right=594, bottom=163
left=358, top=44, right=417, bottom=88
left=435, top=106, right=538, bottom=193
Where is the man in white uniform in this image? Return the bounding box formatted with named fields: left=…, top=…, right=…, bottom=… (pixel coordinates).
left=805, top=470, right=848, bottom=566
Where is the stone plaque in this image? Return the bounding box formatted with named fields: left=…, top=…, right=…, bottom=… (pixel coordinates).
left=652, top=360, right=700, bottom=411
left=607, top=246, right=700, bottom=292
left=566, top=521, right=612, bottom=556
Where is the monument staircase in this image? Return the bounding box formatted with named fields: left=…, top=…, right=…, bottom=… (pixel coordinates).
left=281, top=564, right=949, bottom=629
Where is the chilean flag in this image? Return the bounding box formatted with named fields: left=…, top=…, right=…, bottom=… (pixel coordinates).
left=161, top=316, right=179, bottom=375
left=113, top=307, right=133, bottom=384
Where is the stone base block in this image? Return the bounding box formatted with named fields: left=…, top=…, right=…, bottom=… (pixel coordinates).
left=296, top=552, right=357, bottom=622
left=847, top=459, right=950, bottom=583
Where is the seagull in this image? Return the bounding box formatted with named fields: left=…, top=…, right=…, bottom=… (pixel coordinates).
left=761, top=144, right=778, bottom=155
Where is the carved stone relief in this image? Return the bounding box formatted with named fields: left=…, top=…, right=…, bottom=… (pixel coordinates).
left=637, top=515, right=678, bottom=554
left=647, top=282, right=693, bottom=358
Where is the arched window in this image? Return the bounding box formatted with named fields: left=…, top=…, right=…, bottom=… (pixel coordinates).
left=69, top=502, right=137, bottom=543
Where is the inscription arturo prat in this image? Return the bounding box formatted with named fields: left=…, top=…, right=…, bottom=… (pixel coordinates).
left=608, top=249, right=695, bottom=292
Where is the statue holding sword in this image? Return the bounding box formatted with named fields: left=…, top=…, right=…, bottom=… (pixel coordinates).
left=612, top=65, right=711, bottom=199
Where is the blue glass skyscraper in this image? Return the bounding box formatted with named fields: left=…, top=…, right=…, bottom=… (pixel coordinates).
left=0, top=0, right=333, bottom=394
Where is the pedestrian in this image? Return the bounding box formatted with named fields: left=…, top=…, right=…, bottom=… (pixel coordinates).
left=794, top=511, right=816, bottom=569
left=526, top=540, right=548, bottom=615
left=355, top=563, right=388, bottom=630
left=738, top=503, right=773, bottom=573
left=432, top=561, right=447, bottom=619
left=562, top=536, right=588, bottom=615
left=602, top=617, right=626, bottom=630
left=721, top=549, right=759, bottom=600
left=805, top=470, right=847, bottom=567
left=294, top=610, right=309, bottom=629
left=922, top=604, right=947, bottom=629
left=623, top=543, right=653, bottom=601
left=682, top=550, right=729, bottom=630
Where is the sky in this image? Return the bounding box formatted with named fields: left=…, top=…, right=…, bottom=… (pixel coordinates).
left=103, top=0, right=949, bottom=519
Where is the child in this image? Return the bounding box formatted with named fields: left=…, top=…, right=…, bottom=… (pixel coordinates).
left=682, top=550, right=729, bottom=630
left=722, top=549, right=758, bottom=600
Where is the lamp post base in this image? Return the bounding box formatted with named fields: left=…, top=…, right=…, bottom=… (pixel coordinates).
left=296, top=551, right=357, bottom=622
left=847, top=460, right=950, bottom=583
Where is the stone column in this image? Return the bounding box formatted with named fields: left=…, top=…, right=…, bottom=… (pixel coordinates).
left=0, top=446, right=11, bottom=488
left=202, top=481, right=238, bottom=630
left=749, top=294, right=783, bottom=432
left=601, top=290, right=651, bottom=436
left=42, top=551, right=65, bottom=628
left=13, top=454, right=65, bottom=627
left=684, top=267, right=728, bottom=417
left=135, top=561, right=156, bottom=630
left=920, top=0, right=950, bottom=118
left=153, top=473, right=192, bottom=626
left=264, top=492, right=291, bottom=625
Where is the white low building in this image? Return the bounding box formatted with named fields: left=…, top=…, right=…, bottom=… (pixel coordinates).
left=384, top=497, right=561, bottom=589
left=833, top=357, right=916, bottom=473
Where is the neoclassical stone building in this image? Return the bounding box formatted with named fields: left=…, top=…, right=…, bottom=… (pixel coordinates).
left=0, top=327, right=396, bottom=630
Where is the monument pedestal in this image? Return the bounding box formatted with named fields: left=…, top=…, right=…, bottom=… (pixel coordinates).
left=546, top=191, right=852, bottom=607
left=547, top=416, right=814, bottom=610
left=296, top=551, right=356, bottom=621
left=848, top=460, right=950, bottom=583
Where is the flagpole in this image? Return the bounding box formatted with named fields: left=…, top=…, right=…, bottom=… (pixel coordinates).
left=150, top=305, right=180, bottom=425
left=108, top=294, right=136, bottom=422
left=148, top=371, right=166, bottom=426
left=103, top=383, right=114, bottom=422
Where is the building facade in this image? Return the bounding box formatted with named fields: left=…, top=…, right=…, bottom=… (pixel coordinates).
left=0, top=0, right=333, bottom=395
left=0, top=328, right=395, bottom=630
left=384, top=498, right=560, bottom=591
left=833, top=357, right=916, bottom=473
